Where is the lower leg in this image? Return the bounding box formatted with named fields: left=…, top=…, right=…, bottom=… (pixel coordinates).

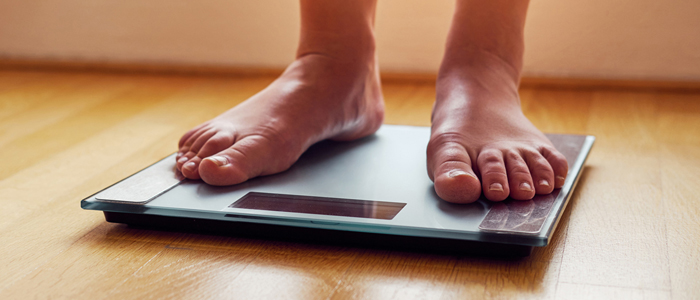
left=176, top=0, right=384, bottom=185
left=297, top=0, right=377, bottom=61
left=428, top=0, right=569, bottom=203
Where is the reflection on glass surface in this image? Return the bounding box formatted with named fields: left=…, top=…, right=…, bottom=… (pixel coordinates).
left=94, top=155, right=184, bottom=204
left=478, top=190, right=558, bottom=234
left=477, top=134, right=588, bottom=235
left=230, top=192, right=406, bottom=220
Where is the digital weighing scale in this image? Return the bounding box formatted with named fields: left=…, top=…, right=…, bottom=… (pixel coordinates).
left=81, top=125, right=594, bottom=257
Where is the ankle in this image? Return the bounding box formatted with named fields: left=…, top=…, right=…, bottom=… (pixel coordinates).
left=441, top=45, right=520, bottom=80
left=297, top=0, right=377, bottom=63
left=296, top=34, right=376, bottom=65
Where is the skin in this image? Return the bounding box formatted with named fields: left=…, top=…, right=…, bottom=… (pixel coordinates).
left=176, top=0, right=569, bottom=204
left=428, top=0, right=568, bottom=203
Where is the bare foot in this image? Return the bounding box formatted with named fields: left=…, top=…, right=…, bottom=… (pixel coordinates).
left=176, top=0, right=383, bottom=186
left=426, top=0, right=568, bottom=203
left=175, top=53, right=383, bottom=185
left=427, top=54, right=569, bottom=203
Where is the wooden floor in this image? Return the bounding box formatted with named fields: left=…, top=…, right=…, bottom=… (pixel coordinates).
left=1, top=69, right=699, bottom=299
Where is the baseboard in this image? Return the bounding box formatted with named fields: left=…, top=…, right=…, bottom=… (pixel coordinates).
left=0, top=58, right=285, bottom=78
left=2, top=58, right=699, bottom=91
left=519, top=76, right=700, bottom=91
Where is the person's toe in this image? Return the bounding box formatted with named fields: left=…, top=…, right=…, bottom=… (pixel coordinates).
left=504, top=150, right=536, bottom=200
left=540, top=145, right=569, bottom=188
left=178, top=124, right=205, bottom=149
left=178, top=125, right=208, bottom=155
left=180, top=131, right=235, bottom=180
left=476, top=148, right=509, bottom=201
left=177, top=129, right=216, bottom=176
left=180, top=158, right=201, bottom=179
left=176, top=151, right=196, bottom=171
left=186, top=129, right=217, bottom=156
left=522, top=149, right=555, bottom=194
left=199, top=135, right=294, bottom=186
left=197, top=131, right=236, bottom=158
left=176, top=127, right=210, bottom=171
left=428, top=136, right=481, bottom=203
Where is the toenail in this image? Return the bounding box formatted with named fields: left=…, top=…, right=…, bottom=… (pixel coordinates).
left=206, top=156, right=229, bottom=167
left=556, top=175, right=566, bottom=185
left=447, top=170, right=471, bottom=178
left=489, top=183, right=504, bottom=192
left=183, top=161, right=196, bottom=171
left=519, top=182, right=533, bottom=191
left=176, top=152, right=183, bottom=158
left=539, top=179, right=550, bottom=187
left=178, top=156, right=189, bottom=164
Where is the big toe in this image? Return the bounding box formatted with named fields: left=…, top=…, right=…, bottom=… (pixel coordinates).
left=198, top=135, right=294, bottom=186
left=428, top=137, right=482, bottom=203
left=434, top=167, right=482, bottom=204
left=198, top=155, right=248, bottom=186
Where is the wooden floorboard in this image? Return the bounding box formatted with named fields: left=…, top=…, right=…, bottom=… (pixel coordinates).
left=0, top=69, right=698, bottom=299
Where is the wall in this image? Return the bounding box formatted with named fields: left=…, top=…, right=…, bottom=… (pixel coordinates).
left=1, top=0, right=699, bottom=81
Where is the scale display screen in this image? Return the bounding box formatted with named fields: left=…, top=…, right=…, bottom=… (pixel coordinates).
left=230, top=192, right=406, bottom=220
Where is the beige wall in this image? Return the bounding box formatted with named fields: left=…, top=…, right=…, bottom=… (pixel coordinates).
left=1, top=0, right=699, bottom=81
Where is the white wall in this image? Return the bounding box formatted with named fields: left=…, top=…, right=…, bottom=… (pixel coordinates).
left=1, top=0, right=699, bottom=81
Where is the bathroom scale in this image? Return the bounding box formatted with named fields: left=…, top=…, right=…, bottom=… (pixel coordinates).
left=81, top=125, right=594, bottom=257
